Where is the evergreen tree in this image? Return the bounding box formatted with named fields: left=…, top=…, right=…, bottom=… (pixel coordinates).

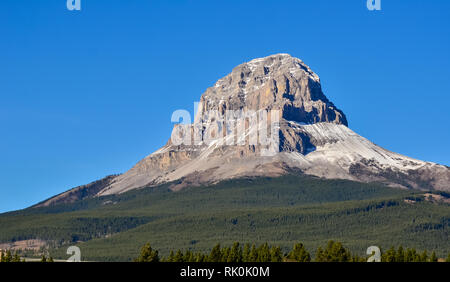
left=395, top=246, right=405, bottom=262
left=208, top=244, right=222, bottom=262
left=221, top=247, right=230, bottom=262
left=413, top=253, right=421, bottom=262
left=135, top=243, right=159, bottom=262
left=12, top=252, right=21, bottom=262
left=173, top=250, right=184, bottom=262
left=3, top=250, right=12, bottom=262
left=405, top=248, right=419, bottom=262
left=184, top=250, right=195, bottom=262
left=135, top=242, right=446, bottom=264
left=419, top=250, right=428, bottom=262
left=256, top=243, right=271, bottom=262
left=248, top=244, right=258, bottom=262
left=315, top=247, right=325, bottom=262
left=382, top=247, right=396, bottom=262
left=195, top=253, right=207, bottom=262
left=228, top=242, right=243, bottom=262
left=430, top=251, right=438, bottom=262
left=288, top=243, right=311, bottom=262
left=166, top=250, right=175, bottom=262
left=243, top=243, right=251, bottom=262
left=269, top=246, right=283, bottom=262
left=40, top=255, right=47, bottom=262
left=315, top=241, right=351, bottom=262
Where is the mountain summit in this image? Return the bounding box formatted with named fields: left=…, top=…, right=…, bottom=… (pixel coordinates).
left=37, top=54, right=449, bottom=206
left=196, top=53, right=347, bottom=126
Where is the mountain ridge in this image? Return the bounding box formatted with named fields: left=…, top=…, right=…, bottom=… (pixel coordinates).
left=6, top=174, right=449, bottom=261
left=36, top=54, right=450, bottom=207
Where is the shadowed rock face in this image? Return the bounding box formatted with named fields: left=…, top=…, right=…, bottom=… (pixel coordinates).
left=37, top=54, right=450, bottom=205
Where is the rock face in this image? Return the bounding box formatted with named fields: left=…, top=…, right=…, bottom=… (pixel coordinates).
left=38, top=54, right=450, bottom=204
left=196, top=54, right=347, bottom=126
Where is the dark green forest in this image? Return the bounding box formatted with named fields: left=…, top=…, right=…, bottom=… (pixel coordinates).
left=0, top=175, right=449, bottom=261
left=135, top=241, right=450, bottom=262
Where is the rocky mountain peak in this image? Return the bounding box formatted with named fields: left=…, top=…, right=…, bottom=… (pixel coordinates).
left=196, top=53, right=348, bottom=126
left=38, top=54, right=448, bottom=201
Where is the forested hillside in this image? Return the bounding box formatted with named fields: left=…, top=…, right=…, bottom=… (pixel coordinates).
left=0, top=175, right=448, bottom=261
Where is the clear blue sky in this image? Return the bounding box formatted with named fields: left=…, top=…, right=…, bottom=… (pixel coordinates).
left=1, top=0, right=449, bottom=213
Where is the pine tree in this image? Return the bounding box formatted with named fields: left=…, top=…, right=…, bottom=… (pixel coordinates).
left=248, top=244, right=258, bottom=262
left=40, top=255, right=47, bottom=262
left=184, top=250, right=194, bottom=262
left=332, top=241, right=351, bottom=262
left=413, top=254, right=421, bottom=262
left=243, top=243, right=251, bottom=262
left=405, top=249, right=412, bottom=262
left=135, top=243, right=159, bottom=262
left=269, top=246, right=283, bottom=262
left=395, top=246, right=405, bottom=262
left=166, top=250, right=175, bottom=262
left=12, top=252, right=21, bottom=262
left=174, top=250, right=184, bottom=262
left=221, top=246, right=230, bottom=262
left=257, top=243, right=271, bottom=262
left=208, top=244, right=222, bottom=262
left=430, top=251, right=438, bottom=262
left=382, top=247, right=396, bottom=262
left=419, top=250, right=428, bottom=262
left=4, top=250, right=12, bottom=263
left=315, top=247, right=325, bottom=262
left=195, top=253, right=206, bottom=262
left=315, top=241, right=351, bottom=262
left=228, top=242, right=243, bottom=262
left=288, top=243, right=311, bottom=262
left=405, top=248, right=417, bottom=262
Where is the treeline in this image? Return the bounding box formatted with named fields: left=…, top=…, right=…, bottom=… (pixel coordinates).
left=381, top=246, right=438, bottom=262
left=0, top=216, right=153, bottom=244
left=0, top=250, right=53, bottom=263
left=0, top=250, right=22, bottom=262
left=135, top=241, right=450, bottom=262
left=39, top=255, right=54, bottom=262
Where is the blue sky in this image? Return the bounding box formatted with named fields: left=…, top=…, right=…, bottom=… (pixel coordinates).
left=0, top=0, right=449, bottom=213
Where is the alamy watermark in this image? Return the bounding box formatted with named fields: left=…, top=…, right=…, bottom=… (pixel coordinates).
left=66, top=1, right=380, bottom=12
left=367, top=0, right=381, bottom=11
left=170, top=104, right=280, bottom=157
left=367, top=246, right=381, bottom=262
left=67, top=1, right=380, bottom=12
left=66, top=246, right=81, bottom=262
left=67, top=0, right=81, bottom=11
